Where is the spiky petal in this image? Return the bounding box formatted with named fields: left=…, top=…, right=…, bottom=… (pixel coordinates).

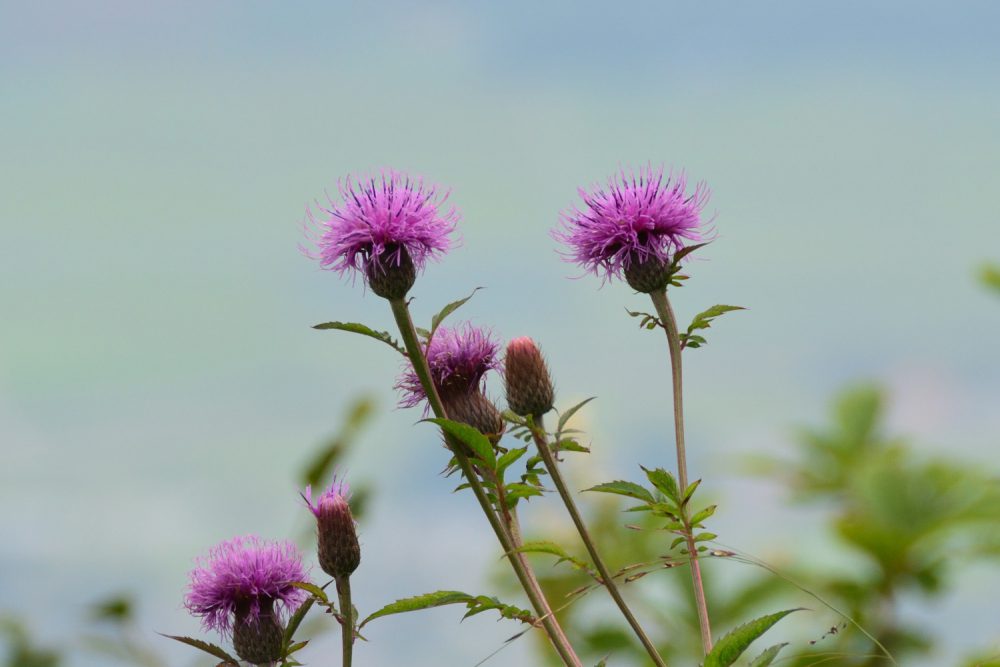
left=306, top=169, right=459, bottom=292
left=554, top=165, right=709, bottom=286
left=184, top=535, right=309, bottom=638
left=395, top=323, right=501, bottom=409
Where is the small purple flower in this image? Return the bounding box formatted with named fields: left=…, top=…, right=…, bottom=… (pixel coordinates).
left=303, top=478, right=351, bottom=517
left=554, top=165, right=710, bottom=284
left=306, top=169, right=459, bottom=280
left=184, top=535, right=309, bottom=637
left=396, top=323, right=500, bottom=409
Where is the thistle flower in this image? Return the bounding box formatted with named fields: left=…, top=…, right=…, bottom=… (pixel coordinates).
left=396, top=323, right=505, bottom=442
left=304, top=478, right=360, bottom=580
left=504, top=337, right=555, bottom=418
left=307, top=169, right=459, bottom=299
left=554, top=165, right=710, bottom=292
left=184, top=536, right=308, bottom=664
left=396, top=323, right=501, bottom=408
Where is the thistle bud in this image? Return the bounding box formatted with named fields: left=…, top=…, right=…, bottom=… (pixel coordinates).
left=304, top=480, right=360, bottom=580
left=232, top=600, right=283, bottom=665
left=442, top=391, right=505, bottom=446
left=504, top=337, right=555, bottom=418
left=365, top=244, right=416, bottom=300
left=623, top=252, right=671, bottom=294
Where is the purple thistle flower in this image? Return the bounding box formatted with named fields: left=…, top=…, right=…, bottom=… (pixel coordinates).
left=306, top=169, right=459, bottom=283
left=184, top=535, right=309, bottom=637
left=303, top=477, right=351, bottom=517
left=554, top=165, right=710, bottom=285
left=395, top=323, right=501, bottom=409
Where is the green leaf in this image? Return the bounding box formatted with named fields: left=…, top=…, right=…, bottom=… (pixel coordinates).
left=312, top=321, right=406, bottom=355
left=556, top=397, right=597, bottom=434
left=161, top=635, right=239, bottom=664
left=682, top=479, right=702, bottom=505
left=704, top=609, right=800, bottom=667
left=680, top=305, right=745, bottom=350
left=504, top=482, right=544, bottom=504
left=584, top=480, right=655, bottom=504
left=425, top=418, right=497, bottom=469
left=749, top=643, right=789, bottom=667
left=359, top=590, right=533, bottom=628
left=553, top=438, right=590, bottom=454
left=512, top=541, right=594, bottom=574
left=497, top=447, right=528, bottom=474
left=690, top=505, right=717, bottom=526
left=671, top=241, right=711, bottom=266
left=643, top=467, right=681, bottom=503
left=429, top=287, right=483, bottom=337
left=290, top=581, right=330, bottom=605
left=282, top=597, right=314, bottom=652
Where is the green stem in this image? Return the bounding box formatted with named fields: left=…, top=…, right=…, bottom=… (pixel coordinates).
left=531, top=416, right=668, bottom=667
left=648, top=288, right=714, bottom=656
left=336, top=576, right=353, bottom=667
left=388, top=298, right=582, bottom=667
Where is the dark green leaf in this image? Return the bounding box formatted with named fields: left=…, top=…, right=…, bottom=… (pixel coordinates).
left=360, top=591, right=475, bottom=628
left=504, top=483, right=544, bottom=502
left=556, top=396, right=597, bottom=434
left=643, top=467, right=680, bottom=503
left=585, top=480, right=655, bottom=504
left=430, top=287, right=483, bottom=337
left=704, top=609, right=800, bottom=667
left=690, top=505, right=717, bottom=526
left=671, top=242, right=711, bottom=266
left=497, top=447, right=528, bottom=474
left=681, top=305, right=745, bottom=350
left=312, top=321, right=406, bottom=355
left=554, top=438, right=590, bottom=454
left=749, top=643, right=789, bottom=667
left=682, top=479, right=702, bottom=505
left=161, top=635, right=239, bottom=664
left=425, top=418, right=497, bottom=469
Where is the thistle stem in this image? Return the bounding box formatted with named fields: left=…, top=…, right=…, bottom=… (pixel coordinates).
left=388, top=298, right=582, bottom=667
left=335, top=575, right=353, bottom=667
left=531, top=416, right=668, bottom=666
left=648, top=288, right=714, bottom=655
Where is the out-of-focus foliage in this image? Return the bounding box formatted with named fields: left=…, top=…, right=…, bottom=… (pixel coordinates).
left=1, top=617, right=60, bottom=667
left=978, top=262, right=1000, bottom=295
left=510, top=385, right=1000, bottom=665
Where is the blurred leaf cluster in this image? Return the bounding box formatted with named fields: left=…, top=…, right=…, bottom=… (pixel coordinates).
left=508, top=385, right=1000, bottom=666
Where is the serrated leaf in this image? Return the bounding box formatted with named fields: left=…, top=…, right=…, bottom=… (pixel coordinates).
left=504, top=482, right=544, bottom=504
left=554, top=439, right=590, bottom=454
left=749, top=643, right=789, bottom=667
left=429, top=287, right=483, bottom=337
left=461, top=596, right=535, bottom=624
left=425, top=418, right=497, bottom=469
left=643, top=467, right=680, bottom=503
left=281, top=598, right=314, bottom=651
left=681, top=305, right=745, bottom=350
left=312, top=321, right=406, bottom=355
left=584, top=480, right=655, bottom=504
left=556, top=397, right=597, bottom=433
left=161, top=635, right=239, bottom=663
left=359, top=590, right=533, bottom=628
left=704, top=609, right=800, bottom=667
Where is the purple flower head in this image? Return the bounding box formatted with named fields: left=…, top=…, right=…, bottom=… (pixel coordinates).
left=184, top=535, right=309, bottom=637
left=395, top=323, right=501, bottom=409
left=554, top=165, right=710, bottom=283
left=303, top=477, right=351, bottom=518
left=306, top=169, right=459, bottom=280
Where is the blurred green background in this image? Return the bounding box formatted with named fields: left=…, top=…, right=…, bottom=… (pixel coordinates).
left=2, top=1, right=999, bottom=665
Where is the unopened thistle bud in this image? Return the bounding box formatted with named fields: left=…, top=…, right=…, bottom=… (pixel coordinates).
left=504, top=337, right=555, bottom=418
left=232, top=600, right=283, bottom=664
left=442, top=391, right=505, bottom=445
left=304, top=479, right=360, bottom=580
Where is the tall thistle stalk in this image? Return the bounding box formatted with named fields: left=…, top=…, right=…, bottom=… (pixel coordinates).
left=388, top=298, right=582, bottom=667
left=505, top=337, right=668, bottom=666
left=649, top=288, right=713, bottom=653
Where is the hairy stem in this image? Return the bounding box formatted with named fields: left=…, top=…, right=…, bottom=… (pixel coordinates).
left=648, top=288, right=714, bottom=655
left=335, top=575, right=353, bottom=667
left=532, top=416, right=668, bottom=666
left=388, top=298, right=582, bottom=667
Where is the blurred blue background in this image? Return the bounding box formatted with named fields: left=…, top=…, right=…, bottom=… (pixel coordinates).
left=2, top=1, right=999, bottom=665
